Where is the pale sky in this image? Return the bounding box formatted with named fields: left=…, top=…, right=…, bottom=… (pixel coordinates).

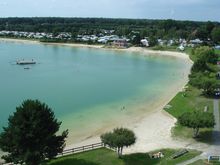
left=0, top=0, right=219, bottom=21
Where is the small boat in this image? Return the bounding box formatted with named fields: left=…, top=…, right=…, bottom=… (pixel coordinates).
left=16, top=59, right=36, bottom=65
left=24, top=67, right=30, bottom=70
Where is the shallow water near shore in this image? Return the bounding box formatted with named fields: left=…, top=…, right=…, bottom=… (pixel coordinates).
left=0, top=40, right=191, bottom=145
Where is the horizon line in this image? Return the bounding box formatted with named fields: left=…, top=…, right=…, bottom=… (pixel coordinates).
left=0, top=16, right=219, bottom=23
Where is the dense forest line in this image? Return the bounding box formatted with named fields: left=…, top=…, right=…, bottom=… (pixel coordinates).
left=0, top=18, right=220, bottom=43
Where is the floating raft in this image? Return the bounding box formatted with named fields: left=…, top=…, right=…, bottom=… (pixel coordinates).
left=16, top=60, right=36, bottom=65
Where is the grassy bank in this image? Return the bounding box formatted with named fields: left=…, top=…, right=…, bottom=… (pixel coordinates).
left=46, top=148, right=201, bottom=165
left=165, top=85, right=213, bottom=142
left=166, top=85, right=213, bottom=118
left=164, top=45, right=220, bottom=142
left=215, top=49, right=220, bottom=55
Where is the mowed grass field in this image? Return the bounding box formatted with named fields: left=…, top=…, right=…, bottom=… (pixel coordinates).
left=215, top=49, right=220, bottom=55
left=165, top=85, right=214, bottom=142
left=45, top=148, right=201, bottom=165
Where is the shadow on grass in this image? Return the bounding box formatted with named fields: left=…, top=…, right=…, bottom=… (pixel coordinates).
left=195, top=130, right=213, bottom=145
left=48, top=158, right=99, bottom=165
left=122, top=153, right=160, bottom=165
left=172, top=124, right=216, bottom=145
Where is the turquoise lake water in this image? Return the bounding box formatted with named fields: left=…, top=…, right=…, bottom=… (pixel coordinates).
left=0, top=40, right=191, bottom=144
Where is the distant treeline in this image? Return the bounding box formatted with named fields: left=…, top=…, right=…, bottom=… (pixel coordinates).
left=0, top=17, right=220, bottom=41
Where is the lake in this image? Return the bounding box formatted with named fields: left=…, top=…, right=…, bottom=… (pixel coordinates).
left=0, top=40, right=191, bottom=145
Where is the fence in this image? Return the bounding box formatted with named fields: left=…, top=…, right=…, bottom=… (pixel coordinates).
left=57, top=142, right=105, bottom=156
left=1, top=142, right=115, bottom=164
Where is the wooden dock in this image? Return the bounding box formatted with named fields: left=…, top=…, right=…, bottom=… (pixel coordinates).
left=16, top=60, right=36, bottom=65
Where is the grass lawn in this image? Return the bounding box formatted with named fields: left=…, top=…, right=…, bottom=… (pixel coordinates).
left=165, top=85, right=213, bottom=142
left=215, top=49, right=220, bottom=55
left=166, top=85, right=213, bottom=118
left=46, top=148, right=201, bottom=165
left=46, top=148, right=123, bottom=165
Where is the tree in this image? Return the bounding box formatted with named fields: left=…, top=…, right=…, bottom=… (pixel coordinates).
left=200, top=78, right=219, bottom=96
left=191, top=58, right=208, bottom=73
left=140, top=29, right=150, bottom=39
left=101, top=128, right=136, bottom=157
left=190, top=71, right=219, bottom=96
left=161, top=19, right=177, bottom=32
left=195, top=27, right=208, bottom=40
left=194, top=46, right=217, bottom=64
left=148, top=36, right=158, bottom=47
left=131, top=33, right=141, bottom=45
left=0, top=100, right=68, bottom=165
left=205, top=21, right=215, bottom=37
left=178, top=111, right=215, bottom=138
left=211, top=27, right=220, bottom=43
left=189, top=72, right=205, bottom=88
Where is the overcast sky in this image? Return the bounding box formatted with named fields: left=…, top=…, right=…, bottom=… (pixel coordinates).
left=0, top=0, right=219, bottom=21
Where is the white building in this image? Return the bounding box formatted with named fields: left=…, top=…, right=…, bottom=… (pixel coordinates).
left=141, top=39, right=149, bottom=47
left=190, top=38, right=203, bottom=44
left=178, top=45, right=185, bottom=51
left=215, top=45, right=220, bottom=50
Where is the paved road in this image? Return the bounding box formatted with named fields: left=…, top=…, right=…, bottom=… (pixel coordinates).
left=177, top=99, right=220, bottom=165
left=212, top=99, right=220, bottom=146
left=205, top=99, right=220, bottom=156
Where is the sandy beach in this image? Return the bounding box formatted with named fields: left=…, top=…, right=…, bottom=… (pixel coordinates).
left=0, top=38, right=191, bottom=61
left=0, top=37, right=197, bottom=153
left=46, top=42, right=193, bottom=63
left=0, top=38, right=102, bottom=48
left=65, top=75, right=205, bottom=154
left=0, top=38, right=39, bottom=44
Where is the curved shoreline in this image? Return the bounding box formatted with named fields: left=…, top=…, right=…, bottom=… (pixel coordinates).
left=0, top=37, right=193, bottom=153
left=0, top=37, right=192, bottom=61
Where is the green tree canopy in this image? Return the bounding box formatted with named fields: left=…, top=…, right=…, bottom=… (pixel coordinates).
left=206, top=21, right=215, bottom=36
left=189, top=72, right=205, bottom=88
left=195, top=27, right=208, bottom=40
left=199, top=78, right=219, bottom=96
left=178, top=111, right=215, bottom=138
left=101, top=128, right=136, bottom=157
left=191, top=58, right=209, bottom=73
left=189, top=72, right=218, bottom=96
left=205, top=21, right=215, bottom=37
left=148, top=36, right=158, bottom=47
left=131, top=33, right=141, bottom=45
left=194, top=46, right=217, bottom=64
left=211, top=27, right=220, bottom=43
left=0, top=100, right=68, bottom=165
left=189, top=46, right=219, bottom=97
